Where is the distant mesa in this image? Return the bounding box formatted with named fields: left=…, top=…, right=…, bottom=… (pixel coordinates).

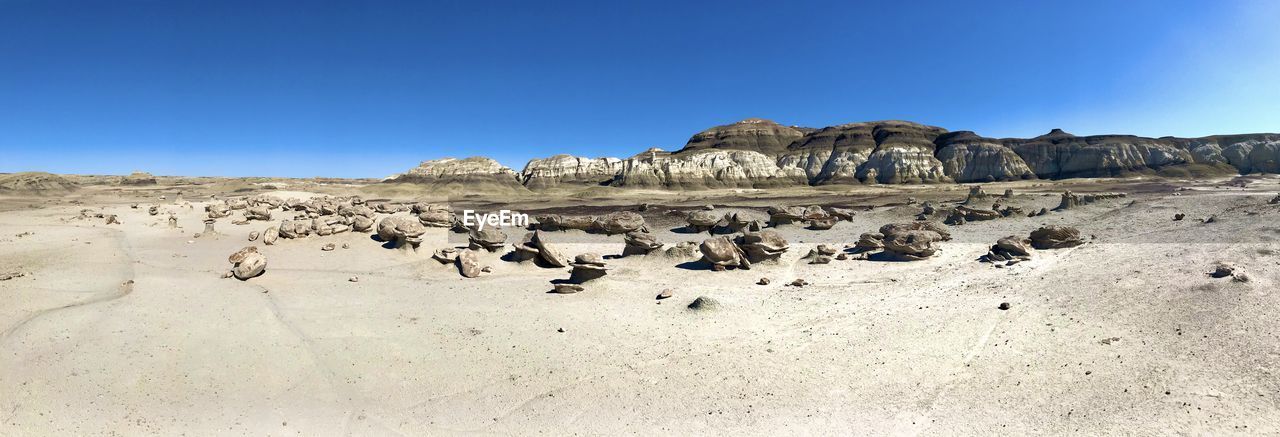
left=0, top=172, right=80, bottom=193
left=119, top=171, right=158, bottom=186
left=382, top=118, right=1280, bottom=190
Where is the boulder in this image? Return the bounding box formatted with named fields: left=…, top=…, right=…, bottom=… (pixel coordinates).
left=378, top=216, right=427, bottom=251
left=981, top=235, right=1033, bottom=263
left=569, top=253, right=608, bottom=283
left=854, top=232, right=884, bottom=252
left=699, top=236, right=750, bottom=269
left=736, top=230, right=789, bottom=263
left=456, top=249, right=482, bottom=278
left=1029, top=225, right=1085, bottom=249
left=623, top=231, right=663, bottom=256
left=228, top=246, right=266, bottom=280
left=879, top=223, right=946, bottom=260
left=468, top=228, right=508, bottom=252
left=686, top=210, right=721, bottom=233
left=245, top=205, right=272, bottom=221
left=766, top=206, right=805, bottom=226
left=593, top=211, right=646, bottom=234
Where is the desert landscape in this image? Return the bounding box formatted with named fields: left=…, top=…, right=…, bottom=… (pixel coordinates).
left=3, top=119, right=1280, bottom=435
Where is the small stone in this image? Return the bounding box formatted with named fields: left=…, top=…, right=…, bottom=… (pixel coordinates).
left=997, top=302, right=1011, bottom=310
left=349, top=276, right=359, bottom=282
left=788, top=279, right=807, bottom=287
left=322, top=243, right=336, bottom=251
left=757, top=277, right=770, bottom=285
left=557, top=327, right=565, bottom=333
left=551, top=283, right=583, bottom=294
left=687, top=296, right=719, bottom=311
left=481, top=266, right=492, bottom=273
left=657, top=289, right=673, bottom=300
left=342, top=243, right=350, bottom=249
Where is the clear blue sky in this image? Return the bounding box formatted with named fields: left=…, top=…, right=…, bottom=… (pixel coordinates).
left=2, top=0, right=1277, bottom=178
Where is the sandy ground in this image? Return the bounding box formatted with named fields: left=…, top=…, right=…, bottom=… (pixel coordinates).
left=3, top=177, right=1280, bottom=436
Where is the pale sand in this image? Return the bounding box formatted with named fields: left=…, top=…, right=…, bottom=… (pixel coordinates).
left=2, top=176, right=1280, bottom=435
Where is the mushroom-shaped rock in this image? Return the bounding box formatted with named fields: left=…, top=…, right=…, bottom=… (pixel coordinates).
left=228, top=246, right=266, bottom=280
left=686, top=210, right=721, bottom=233
left=468, top=228, right=508, bottom=252
left=737, top=230, right=788, bottom=263
left=593, top=211, right=646, bottom=235
left=766, top=206, right=805, bottom=226
left=1029, top=225, right=1085, bottom=249
left=568, top=253, right=608, bottom=283
left=699, top=236, right=750, bottom=270
left=456, top=249, right=481, bottom=278
left=378, top=216, right=427, bottom=251
left=622, top=231, right=663, bottom=256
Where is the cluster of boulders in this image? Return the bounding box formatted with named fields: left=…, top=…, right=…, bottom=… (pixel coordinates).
left=766, top=205, right=849, bottom=228
left=534, top=211, right=647, bottom=234
left=697, top=229, right=790, bottom=270
left=1054, top=191, right=1127, bottom=210
left=854, top=222, right=952, bottom=260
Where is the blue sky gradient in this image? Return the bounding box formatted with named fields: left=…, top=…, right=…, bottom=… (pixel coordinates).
left=2, top=0, right=1278, bottom=177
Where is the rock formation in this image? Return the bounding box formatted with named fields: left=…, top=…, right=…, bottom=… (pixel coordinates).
left=520, top=155, right=622, bottom=189
left=119, top=171, right=158, bottom=186
left=384, top=157, right=526, bottom=192
left=384, top=120, right=1280, bottom=191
